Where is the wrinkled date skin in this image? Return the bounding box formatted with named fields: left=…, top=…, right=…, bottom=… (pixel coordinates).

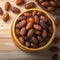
left=25, top=2, right=36, bottom=9
left=11, top=7, right=21, bottom=14
left=0, top=7, right=3, bottom=15
left=36, top=0, right=60, bottom=11
left=15, top=10, right=53, bottom=48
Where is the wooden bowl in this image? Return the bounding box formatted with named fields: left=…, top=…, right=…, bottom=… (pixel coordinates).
left=11, top=8, right=56, bottom=52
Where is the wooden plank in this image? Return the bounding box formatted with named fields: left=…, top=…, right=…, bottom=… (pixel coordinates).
left=0, top=38, right=20, bottom=52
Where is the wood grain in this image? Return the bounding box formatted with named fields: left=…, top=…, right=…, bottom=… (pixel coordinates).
left=0, top=0, right=60, bottom=60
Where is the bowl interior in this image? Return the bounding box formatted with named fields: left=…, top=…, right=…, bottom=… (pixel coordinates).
left=12, top=8, right=56, bottom=51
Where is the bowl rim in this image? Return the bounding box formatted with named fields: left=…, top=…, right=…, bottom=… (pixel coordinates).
left=12, top=8, right=56, bottom=51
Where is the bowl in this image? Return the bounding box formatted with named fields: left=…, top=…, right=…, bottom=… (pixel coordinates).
left=11, top=8, right=56, bottom=52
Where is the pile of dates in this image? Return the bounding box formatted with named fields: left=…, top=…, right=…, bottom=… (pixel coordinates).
left=37, top=0, right=60, bottom=11
left=15, top=10, right=53, bottom=48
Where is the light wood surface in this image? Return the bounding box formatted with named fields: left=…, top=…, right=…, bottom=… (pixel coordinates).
left=0, top=0, right=60, bottom=60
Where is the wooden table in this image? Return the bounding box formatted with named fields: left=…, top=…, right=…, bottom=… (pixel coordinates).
left=0, top=0, right=60, bottom=60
